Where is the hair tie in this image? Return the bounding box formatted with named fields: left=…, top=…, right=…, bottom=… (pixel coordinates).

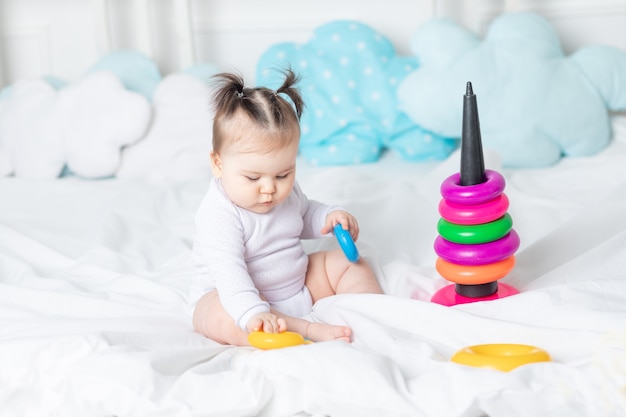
left=237, top=91, right=244, bottom=98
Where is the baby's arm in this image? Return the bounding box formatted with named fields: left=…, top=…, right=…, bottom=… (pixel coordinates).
left=193, top=185, right=270, bottom=330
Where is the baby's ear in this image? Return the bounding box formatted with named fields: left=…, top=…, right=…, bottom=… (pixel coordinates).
left=209, top=151, right=222, bottom=178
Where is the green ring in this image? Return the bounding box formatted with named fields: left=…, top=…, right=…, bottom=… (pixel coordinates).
left=437, top=213, right=513, bottom=244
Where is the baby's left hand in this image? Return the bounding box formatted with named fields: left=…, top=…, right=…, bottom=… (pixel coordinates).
left=322, top=210, right=359, bottom=241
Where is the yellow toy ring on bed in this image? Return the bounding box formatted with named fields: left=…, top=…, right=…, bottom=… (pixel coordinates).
left=451, top=344, right=551, bottom=371
left=248, top=331, right=310, bottom=349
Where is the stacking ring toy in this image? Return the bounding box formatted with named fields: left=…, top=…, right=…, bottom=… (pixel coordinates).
left=248, top=331, right=310, bottom=349
left=434, top=230, right=520, bottom=265
left=439, top=194, right=510, bottom=225
left=451, top=344, right=551, bottom=371
left=334, top=224, right=359, bottom=263
left=437, top=214, right=513, bottom=245
left=441, top=169, right=506, bottom=205
left=435, top=256, right=515, bottom=285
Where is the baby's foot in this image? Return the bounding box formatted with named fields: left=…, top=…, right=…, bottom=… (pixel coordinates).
left=305, top=322, right=352, bottom=343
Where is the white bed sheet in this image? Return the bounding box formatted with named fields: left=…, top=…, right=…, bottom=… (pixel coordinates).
left=1, top=116, right=625, bottom=417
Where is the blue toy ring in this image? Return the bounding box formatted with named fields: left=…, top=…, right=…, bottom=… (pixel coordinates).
left=334, top=224, right=360, bottom=263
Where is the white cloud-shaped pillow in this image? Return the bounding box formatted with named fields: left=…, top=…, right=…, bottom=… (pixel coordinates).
left=58, top=71, right=151, bottom=178
left=116, top=72, right=214, bottom=182
left=0, top=72, right=151, bottom=179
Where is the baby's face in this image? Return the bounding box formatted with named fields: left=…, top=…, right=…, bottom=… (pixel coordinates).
left=211, top=136, right=299, bottom=214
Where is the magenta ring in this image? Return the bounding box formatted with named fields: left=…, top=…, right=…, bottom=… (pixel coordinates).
left=439, top=194, right=509, bottom=225
left=440, top=170, right=505, bottom=205
left=434, top=229, right=520, bottom=265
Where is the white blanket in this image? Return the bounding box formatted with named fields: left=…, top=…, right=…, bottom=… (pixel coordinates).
left=1, top=117, right=625, bottom=416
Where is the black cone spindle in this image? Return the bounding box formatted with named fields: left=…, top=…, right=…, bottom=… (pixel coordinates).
left=460, top=81, right=486, bottom=186
left=456, top=81, right=496, bottom=298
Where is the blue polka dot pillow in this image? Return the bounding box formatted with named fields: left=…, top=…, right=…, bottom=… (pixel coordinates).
left=256, top=20, right=456, bottom=166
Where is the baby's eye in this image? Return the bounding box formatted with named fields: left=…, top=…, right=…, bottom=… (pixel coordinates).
left=245, top=176, right=259, bottom=181
left=276, top=172, right=292, bottom=180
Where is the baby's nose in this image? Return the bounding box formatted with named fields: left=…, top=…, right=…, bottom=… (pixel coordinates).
left=260, top=179, right=276, bottom=194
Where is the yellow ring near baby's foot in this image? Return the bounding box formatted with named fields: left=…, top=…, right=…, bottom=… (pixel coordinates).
left=451, top=343, right=551, bottom=371
left=248, top=331, right=310, bottom=349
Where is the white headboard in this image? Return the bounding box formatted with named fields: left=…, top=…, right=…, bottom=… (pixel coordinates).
left=1, top=0, right=625, bottom=87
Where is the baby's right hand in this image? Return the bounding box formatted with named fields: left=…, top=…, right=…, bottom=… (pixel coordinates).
left=247, top=312, right=287, bottom=334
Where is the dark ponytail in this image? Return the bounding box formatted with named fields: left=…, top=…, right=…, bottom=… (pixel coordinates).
left=211, top=72, right=245, bottom=118
left=275, top=68, right=304, bottom=120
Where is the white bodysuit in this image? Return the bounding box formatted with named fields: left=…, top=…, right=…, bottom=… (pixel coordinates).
left=191, top=178, right=336, bottom=329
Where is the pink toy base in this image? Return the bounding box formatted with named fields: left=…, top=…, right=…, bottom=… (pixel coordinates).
left=431, top=283, right=519, bottom=306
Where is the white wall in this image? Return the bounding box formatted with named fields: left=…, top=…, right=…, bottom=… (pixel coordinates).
left=0, top=0, right=102, bottom=84
left=0, top=0, right=434, bottom=87
left=437, top=0, right=626, bottom=54
left=1, top=0, right=626, bottom=89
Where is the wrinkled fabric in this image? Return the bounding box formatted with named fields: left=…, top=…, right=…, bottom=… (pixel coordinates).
left=0, top=115, right=625, bottom=416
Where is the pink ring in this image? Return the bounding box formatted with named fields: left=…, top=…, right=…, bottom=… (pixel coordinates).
left=440, top=170, right=506, bottom=205
left=431, top=282, right=519, bottom=306
left=434, top=230, right=520, bottom=265
left=439, top=194, right=509, bottom=225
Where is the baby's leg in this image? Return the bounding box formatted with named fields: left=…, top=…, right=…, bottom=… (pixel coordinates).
left=306, top=249, right=382, bottom=298
left=192, top=290, right=249, bottom=346
left=272, top=310, right=352, bottom=343
left=299, top=250, right=382, bottom=342
left=193, top=290, right=350, bottom=344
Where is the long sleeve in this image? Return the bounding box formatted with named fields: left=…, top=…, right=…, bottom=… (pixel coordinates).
left=192, top=181, right=270, bottom=329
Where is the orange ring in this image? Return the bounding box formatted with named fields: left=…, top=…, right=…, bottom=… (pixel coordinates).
left=435, top=256, right=515, bottom=285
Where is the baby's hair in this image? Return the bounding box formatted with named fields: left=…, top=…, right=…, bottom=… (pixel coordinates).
left=211, top=69, right=304, bottom=153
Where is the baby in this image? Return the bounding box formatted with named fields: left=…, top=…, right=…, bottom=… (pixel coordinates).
left=191, top=70, right=382, bottom=345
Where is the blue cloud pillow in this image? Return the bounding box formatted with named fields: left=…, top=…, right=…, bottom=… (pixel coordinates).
left=399, top=12, right=626, bottom=167
left=256, top=20, right=456, bottom=165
